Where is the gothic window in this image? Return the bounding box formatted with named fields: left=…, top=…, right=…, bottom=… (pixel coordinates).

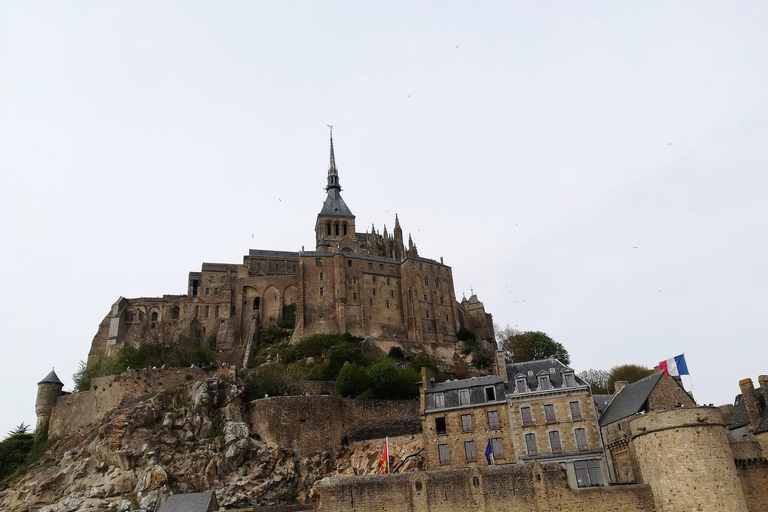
left=352, top=277, right=357, bottom=284
left=424, top=277, right=429, bottom=287
left=151, top=312, right=158, bottom=322
left=435, top=279, right=439, bottom=288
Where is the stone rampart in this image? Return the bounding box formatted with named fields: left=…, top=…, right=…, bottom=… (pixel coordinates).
left=313, top=462, right=656, bottom=512
left=736, top=460, right=768, bottom=512
left=629, top=407, right=748, bottom=512
left=49, top=368, right=222, bottom=438
left=249, top=396, right=419, bottom=455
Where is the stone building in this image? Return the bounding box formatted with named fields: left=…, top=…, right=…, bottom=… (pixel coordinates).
left=86, top=131, right=493, bottom=367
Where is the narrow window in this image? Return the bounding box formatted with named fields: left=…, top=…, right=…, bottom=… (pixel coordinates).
left=491, top=437, right=504, bottom=459
left=348, top=260, right=352, bottom=267
left=434, top=393, right=445, bottom=408
left=316, top=258, right=323, bottom=266
left=370, top=299, right=373, bottom=306
left=485, top=386, right=496, bottom=401
left=461, top=414, right=473, bottom=433
left=439, top=296, right=444, bottom=304
left=391, top=290, right=394, bottom=298
left=230, top=305, right=236, bottom=316
left=426, top=311, right=429, bottom=318
left=423, top=293, right=427, bottom=301
left=521, top=407, right=533, bottom=426
left=373, top=289, right=376, bottom=296
left=487, top=411, right=500, bottom=430
left=424, top=276, right=429, bottom=286
left=353, top=292, right=357, bottom=300
left=445, top=315, right=449, bottom=321
left=320, top=287, right=324, bottom=296
left=459, top=389, right=470, bottom=405
left=372, top=276, right=376, bottom=284
left=525, top=433, right=538, bottom=455
left=549, top=431, right=562, bottom=453
left=386, top=277, right=390, bottom=285
left=538, top=375, right=550, bottom=390
left=253, top=297, right=260, bottom=310
left=320, top=272, right=324, bottom=281
left=517, top=378, right=527, bottom=392
left=435, top=417, right=447, bottom=435
left=435, top=278, right=439, bottom=287
left=464, top=441, right=476, bottom=461
left=353, top=277, right=357, bottom=284
left=343, top=223, right=347, bottom=236
left=335, top=223, right=339, bottom=236
left=544, top=404, right=557, bottom=423
left=151, top=312, right=158, bottom=322
left=192, top=279, right=199, bottom=298
left=214, top=288, right=219, bottom=297
left=570, top=401, right=583, bottom=420
left=574, top=460, right=603, bottom=487
left=215, top=305, right=220, bottom=318
left=575, top=428, right=589, bottom=450
left=205, top=288, right=210, bottom=296
left=326, top=223, right=331, bottom=236
left=438, top=444, right=450, bottom=465
left=386, top=300, right=390, bottom=308
left=205, top=306, right=209, bottom=318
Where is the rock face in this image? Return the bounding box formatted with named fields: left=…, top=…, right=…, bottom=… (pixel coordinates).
left=0, top=377, right=424, bottom=512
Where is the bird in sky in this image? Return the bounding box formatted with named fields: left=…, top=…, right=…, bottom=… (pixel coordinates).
left=633, top=246, right=638, bottom=249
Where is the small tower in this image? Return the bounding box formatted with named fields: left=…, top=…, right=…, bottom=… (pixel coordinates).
left=35, top=369, right=64, bottom=431
left=315, top=126, right=356, bottom=247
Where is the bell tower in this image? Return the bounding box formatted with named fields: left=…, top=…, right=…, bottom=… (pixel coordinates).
left=315, top=126, right=356, bottom=250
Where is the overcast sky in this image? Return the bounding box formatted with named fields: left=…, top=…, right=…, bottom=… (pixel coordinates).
left=1, top=2, right=767, bottom=437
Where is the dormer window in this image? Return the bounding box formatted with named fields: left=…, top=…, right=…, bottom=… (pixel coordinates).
left=434, top=393, right=445, bottom=409
left=538, top=373, right=551, bottom=390
left=459, top=389, right=470, bottom=405
left=485, top=386, right=496, bottom=401
left=562, top=370, right=576, bottom=387
left=516, top=376, right=528, bottom=393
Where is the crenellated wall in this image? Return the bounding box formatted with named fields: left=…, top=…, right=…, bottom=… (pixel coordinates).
left=313, top=463, right=656, bottom=512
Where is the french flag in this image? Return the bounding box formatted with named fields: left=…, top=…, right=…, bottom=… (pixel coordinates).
left=659, top=354, right=689, bottom=377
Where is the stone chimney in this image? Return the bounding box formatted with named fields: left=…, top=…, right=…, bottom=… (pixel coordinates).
left=758, top=375, right=768, bottom=405
left=739, top=378, right=762, bottom=429
left=718, top=404, right=734, bottom=426
left=614, top=381, right=629, bottom=394
left=420, top=367, right=430, bottom=413
left=495, top=351, right=508, bottom=382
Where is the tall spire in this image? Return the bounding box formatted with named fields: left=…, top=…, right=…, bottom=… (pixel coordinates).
left=326, top=125, right=340, bottom=191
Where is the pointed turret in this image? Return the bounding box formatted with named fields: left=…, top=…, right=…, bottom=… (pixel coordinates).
left=393, top=214, right=404, bottom=261
left=316, top=127, right=356, bottom=248
left=36, top=368, right=64, bottom=431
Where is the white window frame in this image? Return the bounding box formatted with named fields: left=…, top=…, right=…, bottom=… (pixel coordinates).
left=459, top=389, right=470, bottom=405
left=434, top=393, right=445, bottom=409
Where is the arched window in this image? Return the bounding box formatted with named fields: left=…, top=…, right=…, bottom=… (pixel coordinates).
left=151, top=312, right=158, bottom=322
left=335, top=223, right=340, bottom=236
left=435, top=279, right=440, bottom=288
left=253, top=297, right=260, bottom=310
left=343, top=223, right=348, bottom=236
left=326, top=223, right=331, bottom=236
left=171, top=307, right=180, bottom=320
left=424, top=277, right=429, bottom=287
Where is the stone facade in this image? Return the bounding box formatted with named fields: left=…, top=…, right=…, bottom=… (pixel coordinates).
left=87, top=133, right=493, bottom=368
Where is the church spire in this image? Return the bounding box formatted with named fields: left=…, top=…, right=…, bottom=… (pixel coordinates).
left=326, top=125, right=340, bottom=191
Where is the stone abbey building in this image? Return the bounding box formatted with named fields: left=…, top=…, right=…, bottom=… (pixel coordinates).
left=87, top=131, right=493, bottom=366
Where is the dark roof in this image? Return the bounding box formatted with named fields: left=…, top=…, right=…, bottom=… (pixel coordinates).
left=156, top=491, right=217, bottom=512
left=426, top=375, right=503, bottom=393
left=248, top=249, right=300, bottom=259
left=503, top=359, right=585, bottom=393
left=729, top=388, right=768, bottom=433
left=38, top=370, right=63, bottom=386
left=201, top=262, right=238, bottom=272
left=598, top=372, right=663, bottom=427
left=593, top=394, right=611, bottom=415
left=319, top=188, right=354, bottom=217
left=405, top=255, right=445, bottom=267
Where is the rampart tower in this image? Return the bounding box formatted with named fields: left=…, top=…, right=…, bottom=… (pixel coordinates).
left=35, top=369, right=64, bottom=431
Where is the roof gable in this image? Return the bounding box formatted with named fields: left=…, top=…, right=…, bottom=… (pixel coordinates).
left=598, top=372, right=663, bottom=427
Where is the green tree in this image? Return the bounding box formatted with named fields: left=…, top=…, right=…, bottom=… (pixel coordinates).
left=368, top=360, right=401, bottom=398
left=498, top=327, right=570, bottom=365
left=0, top=427, right=35, bottom=485
left=578, top=369, right=610, bottom=394
left=607, top=364, right=655, bottom=393
left=335, top=363, right=370, bottom=398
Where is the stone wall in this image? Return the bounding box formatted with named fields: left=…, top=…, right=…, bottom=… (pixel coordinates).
left=249, top=396, right=419, bottom=456
left=736, top=461, right=768, bottom=512
left=49, top=368, right=219, bottom=438
left=629, top=407, right=748, bottom=512
left=313, top=462, right=656, bottom=512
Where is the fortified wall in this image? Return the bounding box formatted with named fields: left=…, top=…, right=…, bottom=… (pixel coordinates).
left=249, top=396, right=420, bottom=456
left=313, top=463, right=656, bottom=512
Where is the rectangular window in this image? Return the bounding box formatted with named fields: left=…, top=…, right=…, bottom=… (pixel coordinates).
left=387, top=277, right=390, bottom=285
left=386, top=300, right=390, bottom=308
left=461, top=414, right=473, bottom=433
left=570, top=401, right=583, bottom=420
left=574, top=460, right=603, bottom=487
left=368, top=262, right=373, bottom=270
left=221, top=276, right=226, bottom=283
left=464, top=441, right=476, bottom=461
left=459, top=389, right=470, bottom=405
left=521, top=407, right=533, bottom=426
left=517, top=378, right=527, bottom=392
left=491, top=437, right=504, bottom=459
left=373, top=289, right=376, bottom=296
left=564, top=373, right=576, bottom=387
left=438, top=444, right=450, bottom=465
left=487, top=410, right=500, bottom=430
left=539, top=376, right=550, bottom=390
left=379, top=263, right=384, bottom=270
left=434, top=393, right=445, bottom=409
left=215, top=305, right=219, bottom=318
left=347, top=260, right=352, bottom=267
left=205, top=288, right=210, bottom=296
left=353, top=292, right=357, bottom=300
left=209, top=275, right=215, bottom=283
left=525, top=433, right=538, bottom=455
left=544, top=404, right=556, bottom=423
left=435, top=417, right=447, bottom=435
left=549, top=431, right=562, bottom=453
left=214, top=288, right=219, bottom=297
left=485, top=386, right=496, bottom=401
left=316, top=258, right=323, bottom=266
left=319, top=272, right=324, bottom=281
left=319, top=287, right=324, bottom=296
left=575, top=428, right=589, bottom=450
left=391, top=290, right=394, bottom=297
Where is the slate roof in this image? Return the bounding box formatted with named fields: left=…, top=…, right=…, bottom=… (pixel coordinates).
left=156, top=491, right=217, bottom=512
left=503, top=359, right=585, bottom=394
left=319, top=188, right=354, bottom=217
left=593, top=394, right=611, bottom=415
left=201, top=262, right=238, bottom=272
left=729, top=387, right=768, bottom=433
left=424, top=375, right=506, bottom=412
left=427, top=375, right=502, bottom=393
left=38, top=370, right=63, bottom=386
left=249, top=249, right=301, bottom=259
left=598, top=372, right=663, bottom=427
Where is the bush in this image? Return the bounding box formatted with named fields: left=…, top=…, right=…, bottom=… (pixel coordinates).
left=457, top=327, right=476, bottom=342
left=335, top=364, right=370, bottom=398
left=294, top=333, right=362, bottom=359
left=366, top=360, right=420, bottom=399
left=0, top=422, right=50, bottom=489
left=242, top=364, right=300, bottom=401
left=259, top=325, right=293, bottom=346
left=277, top=304, right=297, bottom=329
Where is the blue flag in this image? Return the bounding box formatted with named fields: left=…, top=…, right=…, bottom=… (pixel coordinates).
left=485, top=439, right=493, bottom=465
left=674, top=354, right=689, bottom=376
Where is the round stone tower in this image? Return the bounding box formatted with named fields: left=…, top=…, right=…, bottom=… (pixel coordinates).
left=629, top=407, right=748, bottom=512
left=35, top=369, right=64, bottom=431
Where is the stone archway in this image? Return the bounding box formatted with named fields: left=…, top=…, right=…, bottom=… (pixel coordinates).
left=262, top=286, right=281, bottom=325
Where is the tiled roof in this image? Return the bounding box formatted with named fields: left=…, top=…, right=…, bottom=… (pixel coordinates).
left=598, top=372, right=663, bottom=427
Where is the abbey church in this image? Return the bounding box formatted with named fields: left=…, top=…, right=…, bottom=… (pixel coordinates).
left=87, top=131, right=494, bottom=366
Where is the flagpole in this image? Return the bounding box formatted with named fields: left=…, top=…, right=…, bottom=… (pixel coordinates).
left=386, top=437, right=390, bottom=474
left=683, top=352, right=698, bottom=404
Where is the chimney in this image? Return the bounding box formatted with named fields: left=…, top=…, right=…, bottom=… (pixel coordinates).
left=758, top=375, right=768, bottom=405
left=739, top=378, right=762, bottom=429
left=614, top=381, right=629, bottom=394
left=718, top=404, right=734, bottom=426
left=495, top=351, right=508, bottom=381
left=420, top=367, right=430, bottom=413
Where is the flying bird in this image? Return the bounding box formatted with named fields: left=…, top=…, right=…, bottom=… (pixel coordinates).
left=633, top=246, right=638, bottom=249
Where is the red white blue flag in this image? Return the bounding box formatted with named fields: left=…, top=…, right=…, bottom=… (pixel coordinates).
left=659, top=354, right=689, bottom=377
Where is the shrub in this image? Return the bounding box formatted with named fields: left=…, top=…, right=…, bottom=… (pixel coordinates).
left=259, top=325, right=293, bottom=346
left=335, top=364, right=370, bottom=398
left=277, top=304, right=297, bottom=329
left=457, top=327, right=476, bottom=342
left=242, top=364, right=300, bottom=401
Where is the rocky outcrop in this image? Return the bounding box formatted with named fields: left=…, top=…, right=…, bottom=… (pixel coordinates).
left=0, top=377, right=424, bottom=512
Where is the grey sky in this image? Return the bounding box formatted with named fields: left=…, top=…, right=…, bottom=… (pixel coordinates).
left=1, top=2, right=766, bottom=437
